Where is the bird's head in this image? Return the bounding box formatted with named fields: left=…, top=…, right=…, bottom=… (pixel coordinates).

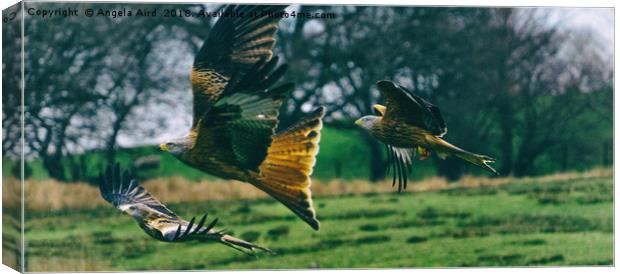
left=119, top=204, right=148, bottom=220
left=355, top=115, right=380, bottom=131
left=159, top=136, right=191, bottom=157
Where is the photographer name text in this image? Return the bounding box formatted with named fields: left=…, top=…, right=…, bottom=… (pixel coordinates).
left=26, top=7, right=336, bottom=20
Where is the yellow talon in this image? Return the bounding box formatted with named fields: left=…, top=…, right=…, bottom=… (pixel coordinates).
left=417, top=147, right=430, bottom=160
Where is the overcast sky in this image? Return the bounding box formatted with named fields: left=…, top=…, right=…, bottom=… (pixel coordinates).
left=122, top=5, right=614, bottom=147
left=546, top=7, right=613, bottom=57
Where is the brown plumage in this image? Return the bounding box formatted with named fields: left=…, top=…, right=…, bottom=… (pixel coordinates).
left=160, top=5, right=324, bottom=230
left=356, top=80, right=498, bottom=191
left=99, top=163, right=272, bottom=255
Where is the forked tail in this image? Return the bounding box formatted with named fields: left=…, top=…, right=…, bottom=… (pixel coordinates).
left=219, top=234, right=273, bottom=255
left=254, top=107, right=325, bottom=230
left=435, top=138, right=498, bottom=175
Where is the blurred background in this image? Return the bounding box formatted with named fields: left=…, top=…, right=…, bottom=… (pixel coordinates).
left=2, top=3, right=613, bottom=182
left=2, top=2, right=613, bottom=271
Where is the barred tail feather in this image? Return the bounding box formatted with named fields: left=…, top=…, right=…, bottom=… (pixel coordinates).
left=255, top=107, right=325, bottom=230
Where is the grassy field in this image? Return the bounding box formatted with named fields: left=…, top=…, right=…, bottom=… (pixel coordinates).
left=8, top=170, right=612, bottom=271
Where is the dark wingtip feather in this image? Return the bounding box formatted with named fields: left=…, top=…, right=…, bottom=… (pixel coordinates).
left=184, top=217, right=196, bottom=237
left=122, top=170, right=130, bottom=189
left=402, top=160, right=408, bottom=190
left=390, top=150, right=397, bottom=188
left=173, top=224, right=182, bottom=240
left=196, top=214, right=208, bottom=233
left=205, top=217, right=219, bottom=232
left=397, top=156, right=404, bottom=193
left=113, top=162, right=122, bottom=193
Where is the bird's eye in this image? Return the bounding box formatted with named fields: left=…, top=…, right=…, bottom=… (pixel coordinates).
left=166, top=142, right=173, bottom=147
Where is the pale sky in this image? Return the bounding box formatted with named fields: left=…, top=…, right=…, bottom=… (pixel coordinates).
left=546, top=7, right=613, bottom=57
left=116, top=5, right=614, bottom=148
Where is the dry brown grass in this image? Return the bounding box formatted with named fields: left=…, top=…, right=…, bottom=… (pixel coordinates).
left=22, top=177, right=270, bottom=212
left=18, top=167, right=612, bottom=212
left=27, top=256, right=110, bottom=272
left=24, top=179, right=103, bottom=211
left=2, top=177, right=21, bottom=210
left=141, top=176, right=269, bottom=203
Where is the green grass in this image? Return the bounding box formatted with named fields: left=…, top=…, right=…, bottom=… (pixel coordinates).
left=21, top=175, right=613, bottom=271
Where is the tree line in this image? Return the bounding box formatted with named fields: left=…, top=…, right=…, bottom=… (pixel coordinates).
left=2, top=4, right=612, bottom=182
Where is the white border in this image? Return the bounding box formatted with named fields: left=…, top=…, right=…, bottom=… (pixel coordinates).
left=0, top=1, right=616, bottom=274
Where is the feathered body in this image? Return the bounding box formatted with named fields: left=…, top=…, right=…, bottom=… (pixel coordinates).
left=160, top=5, right=324, bottom=230
left=369, top=120, right=431, bottom=149
left=356, top=80, right=498, bottom=191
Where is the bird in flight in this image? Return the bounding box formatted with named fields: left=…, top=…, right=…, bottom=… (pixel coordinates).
left=356, top=80, right=498, bottom=191
left=99, top=163, right=272, bottom=255
left=159, top=5, right=325, bottom=230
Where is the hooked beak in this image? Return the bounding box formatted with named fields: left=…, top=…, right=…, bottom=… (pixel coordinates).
left=159, top=143, right=169, bottom=152
left=354, top=118, right=363, bottom=126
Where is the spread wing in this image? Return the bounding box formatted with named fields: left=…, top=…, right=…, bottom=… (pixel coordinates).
left=99, top=164, right=270, bottom=253
left=385, top=145, right=413, bottom=192
left=193, top=57, right=293, bottom=172
left=99, top=163, right=178, bottom=220
left=99, top=165, right=219, bottom=241
left=376, top=80, right=447, bottom=136
left=191, top=5, right=288, bottom=126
